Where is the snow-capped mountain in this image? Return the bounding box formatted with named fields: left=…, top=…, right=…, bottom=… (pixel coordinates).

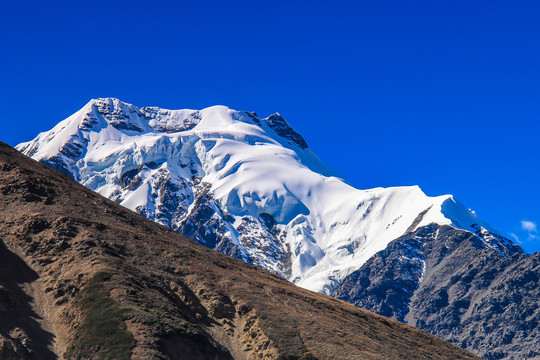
left=17, top=98, right=517, bottom=295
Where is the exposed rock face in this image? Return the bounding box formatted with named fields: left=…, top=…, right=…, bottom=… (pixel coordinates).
left=260, top=113, right=308, bottom=149
left=333, top=225, right=539, bottom=360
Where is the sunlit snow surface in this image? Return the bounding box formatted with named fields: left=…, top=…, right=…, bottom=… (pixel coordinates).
left=18, top=98, right=506, bottom=294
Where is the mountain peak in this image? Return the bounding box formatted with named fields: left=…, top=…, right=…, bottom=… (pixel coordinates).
left=89, top=96, right=122, bottom=104
left=261, top=112, right=308, bottom=149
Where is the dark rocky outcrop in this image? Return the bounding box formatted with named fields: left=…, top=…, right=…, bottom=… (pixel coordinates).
left=333, top=225, right=539, bottom=359
left=263, top=113, right=308, bottom=149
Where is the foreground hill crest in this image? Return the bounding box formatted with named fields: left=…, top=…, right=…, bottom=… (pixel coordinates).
left=0, top=141, right=479, bottom=359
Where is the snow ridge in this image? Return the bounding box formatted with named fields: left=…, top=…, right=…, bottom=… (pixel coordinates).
left=17, top=98, right=516, bottom=294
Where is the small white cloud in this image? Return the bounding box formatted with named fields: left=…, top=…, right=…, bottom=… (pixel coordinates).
left=520, top=220, right=539, bottom=241
left=509, top=233, right=521, bottom=244
left=521, top=220, right=537, bottom=232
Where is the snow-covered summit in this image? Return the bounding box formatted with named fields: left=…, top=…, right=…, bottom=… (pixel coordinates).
left=17, top=98, right=518, bottom=294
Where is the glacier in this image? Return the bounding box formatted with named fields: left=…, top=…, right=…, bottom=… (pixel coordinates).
left=17, top=98, right=516, bottom=294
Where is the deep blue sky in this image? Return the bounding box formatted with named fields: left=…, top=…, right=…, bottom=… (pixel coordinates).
left=1, top=1, right=539, bottom=252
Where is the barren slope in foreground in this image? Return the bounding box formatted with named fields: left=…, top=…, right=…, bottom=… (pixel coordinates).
left=0, top=142, right=478, bottom=359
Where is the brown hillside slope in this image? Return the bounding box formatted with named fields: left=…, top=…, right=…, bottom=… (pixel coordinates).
left=0, top=141, right=479, bottom=360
